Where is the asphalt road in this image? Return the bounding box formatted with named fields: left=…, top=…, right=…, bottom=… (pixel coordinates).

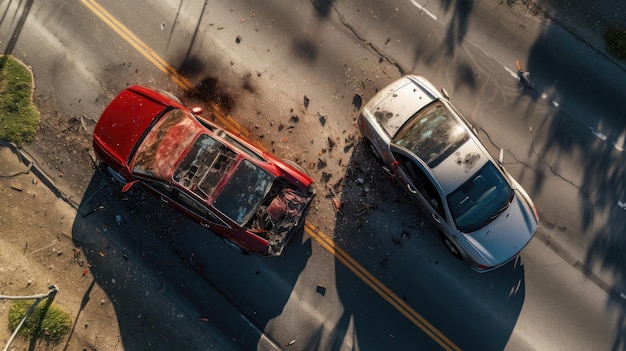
left=1, top=0, right=625, bottom=350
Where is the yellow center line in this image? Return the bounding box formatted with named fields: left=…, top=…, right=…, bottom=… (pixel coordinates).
left=80, top=0, right=247, bottom=137
left=81, top=0, right=460, bottom=349
left=305, top=222, right=461, bottom=351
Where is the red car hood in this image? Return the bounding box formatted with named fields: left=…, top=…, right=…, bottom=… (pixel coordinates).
left=94, top=87, right=168, bottom=166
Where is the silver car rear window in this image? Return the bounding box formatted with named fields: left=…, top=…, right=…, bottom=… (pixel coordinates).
left=392, top=101, right=469, bottom=168
left=447, top=162, right=513, bottom=232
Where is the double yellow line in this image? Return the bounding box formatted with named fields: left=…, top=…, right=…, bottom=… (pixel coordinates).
left=305, top=222, right=460, bottom=351
left=80, top=0, right=460, bottom=349
left=80, top=0, right=246, bottom=137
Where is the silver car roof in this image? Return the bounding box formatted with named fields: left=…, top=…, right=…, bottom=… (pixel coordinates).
left=363, top=76, right=441, bottom=137
left=429, top=137, right=490, bottom=194
left=366, top=75, right=492, bottom=194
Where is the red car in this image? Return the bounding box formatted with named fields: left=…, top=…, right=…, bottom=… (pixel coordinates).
left=93, top=86, right=314, bottom=256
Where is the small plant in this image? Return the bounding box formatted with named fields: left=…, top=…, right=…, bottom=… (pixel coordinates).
left=7, top=299, right=72, bottom=343
left=0, top=55, right=40, bottom=146
left=604, top=27, right=626, bottom=60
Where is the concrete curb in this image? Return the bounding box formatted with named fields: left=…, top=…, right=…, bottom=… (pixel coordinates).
left=0, top=140, right=79, bottom=210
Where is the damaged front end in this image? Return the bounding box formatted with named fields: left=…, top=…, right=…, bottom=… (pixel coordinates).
left=248, top=179, right=315, bottom=256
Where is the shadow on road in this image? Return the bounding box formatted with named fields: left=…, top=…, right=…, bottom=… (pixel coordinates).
left=72, top=169, right=311, bottom=350
left=325, top=141, right=526, bottom=350
left=521, top=19, right=626, bottom=351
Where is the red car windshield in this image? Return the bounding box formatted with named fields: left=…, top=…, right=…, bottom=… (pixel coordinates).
left=132, top=109, right=200, bottom=179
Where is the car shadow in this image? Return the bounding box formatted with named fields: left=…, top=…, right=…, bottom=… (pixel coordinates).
left=326, top=140, right=526, bottom=350
left=71, top=168, right=311, bottom=350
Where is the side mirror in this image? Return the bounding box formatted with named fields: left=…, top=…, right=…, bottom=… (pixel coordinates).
left=191, top=107, right=203, bottom=115
left=122, top=180, right=140, bottom=192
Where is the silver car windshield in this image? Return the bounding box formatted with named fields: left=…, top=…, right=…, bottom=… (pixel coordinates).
left=392, top=101, right=469, bottom=168
left=447, top=162, right=513, bottom=232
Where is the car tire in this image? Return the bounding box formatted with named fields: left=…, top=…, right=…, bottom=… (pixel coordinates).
left=223, top=238, right=249, bottom=255
left=440, top=234, right=463, bottom=260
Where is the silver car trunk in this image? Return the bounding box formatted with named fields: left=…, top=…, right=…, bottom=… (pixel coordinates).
left=366, top=76, right=440, bottom=137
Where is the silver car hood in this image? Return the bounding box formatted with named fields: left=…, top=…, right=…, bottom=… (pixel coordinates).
left=464, top=190, right=538, bottom=266
left=364, top=76, right=440, bottom=137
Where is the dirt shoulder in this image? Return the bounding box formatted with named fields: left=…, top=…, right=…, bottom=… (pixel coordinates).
left=0, top=142, right=240, bottom=350
left=0, top=143, right=121, bottom=350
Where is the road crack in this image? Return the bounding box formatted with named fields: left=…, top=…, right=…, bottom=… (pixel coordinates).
left=332, top=6, right=406, bottom=76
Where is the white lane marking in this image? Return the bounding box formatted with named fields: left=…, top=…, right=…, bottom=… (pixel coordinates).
left=409, top=0, right=622, bottom=153
left=410, top=0, right=438, bottom=21
left=589, top=127, right=608, bottom=141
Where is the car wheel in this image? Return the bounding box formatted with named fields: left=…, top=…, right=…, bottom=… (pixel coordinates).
left=223, top=238, right=248, bottom=255
left=156, top=89, right=182, bottom=104
left=440, top=234, right=463, bottom=260
left=364, top=138, right=382, bottom=161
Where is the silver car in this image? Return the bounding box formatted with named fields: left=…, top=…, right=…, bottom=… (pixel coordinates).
left=357, top=75, right=539, bottom=272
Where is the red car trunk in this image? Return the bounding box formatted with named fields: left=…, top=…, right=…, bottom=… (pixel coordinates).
left=93, top=87, right=167, bottom=166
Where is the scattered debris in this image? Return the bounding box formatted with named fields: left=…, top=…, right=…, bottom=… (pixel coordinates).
left=352, top=94, right=362, bottom=111
left=287, top=340, right=296, bottom=346
left=116, top=214, right=122, bottom=225
left=236, top=35, right=242, bottom=44
left=289, top=115, right=299, bottom=123
left=327, top=137, right=336, bottom=151
left=316, top=285, right=326, bottom=296
left=343, top=143, right=355, bottom=153
left=318, top=113, right=327, bottom=126
left=303, top=95, right=309, bottom=109
left=83, top=205, right=104, bottom=218
left=317, top=157, right=327, bottom=169
left=380, top=258, right=389, bottom=268
left=391, top=236, right=404, bottom=247
left=332, top=198, right=342, bottom=213
left=10, top=185, right=23, bottom=192
left=321, top=172, right=332, bottom=183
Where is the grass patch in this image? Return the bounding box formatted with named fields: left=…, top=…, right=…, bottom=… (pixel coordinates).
left=604, top=27, right=626, bottom=60
left=0, top=55, right=40, bottom=146
left=8, top=299, right=72, bottom=343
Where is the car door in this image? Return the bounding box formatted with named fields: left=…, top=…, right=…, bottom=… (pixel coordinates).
left=142, top=179, right=230, bottom=231
left=389, top=147, right=448, bottom=232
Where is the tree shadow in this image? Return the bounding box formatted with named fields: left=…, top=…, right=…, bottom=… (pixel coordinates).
left=0, top=0, right=34, bottom=54
left=522, top=13, right=626, bottom=350
left=441, top=0, right=475, bottom=56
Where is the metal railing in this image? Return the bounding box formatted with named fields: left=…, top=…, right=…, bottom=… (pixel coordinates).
left=1, top=285, right=58, bottom=351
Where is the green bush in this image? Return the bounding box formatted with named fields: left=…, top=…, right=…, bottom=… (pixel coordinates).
left=8, top=299, right=72, bottom=343
left=604, top=27, right=626, bottom=60
left=0, top=55, right=40, bottom=146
